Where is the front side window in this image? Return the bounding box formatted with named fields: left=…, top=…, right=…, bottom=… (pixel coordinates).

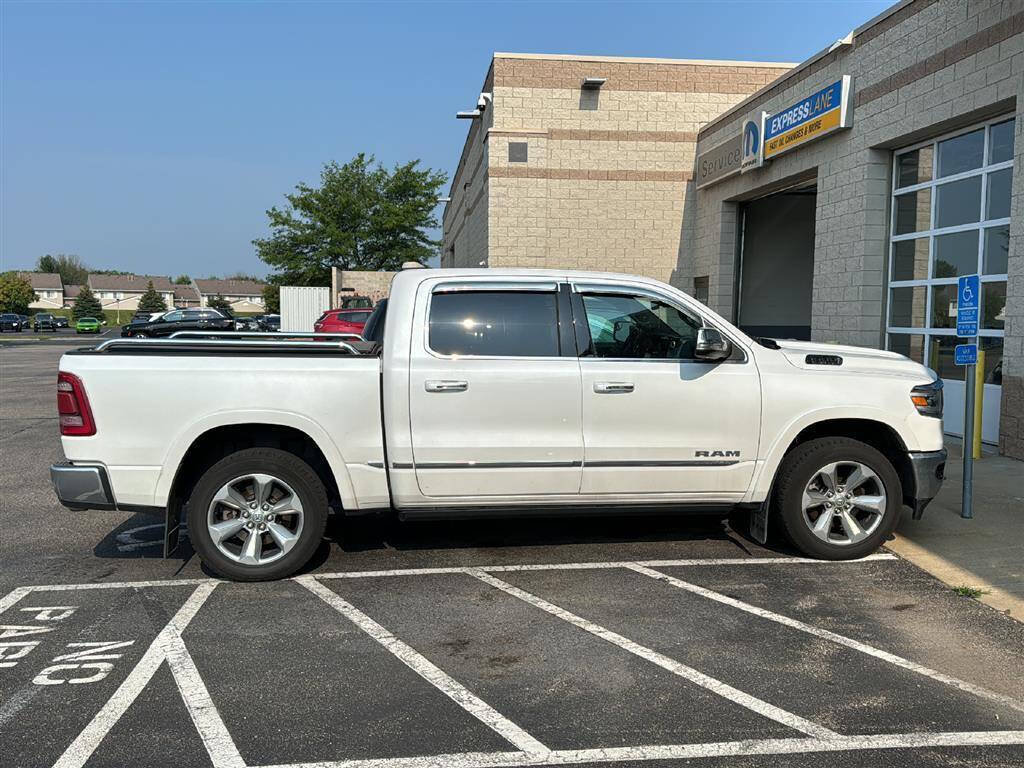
left=429, top=290, right=559, bottom=357
left=161, top=311, right=185, bottom=323
left=580, top=293, right=701, bottom=359
left=887, top=117, right=1012, bottom=385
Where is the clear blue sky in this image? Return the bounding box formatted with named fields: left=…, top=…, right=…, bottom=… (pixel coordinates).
left=1, top=0, right=891, bottom=278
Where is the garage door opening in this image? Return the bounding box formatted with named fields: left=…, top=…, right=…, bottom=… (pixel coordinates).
left=736, top=185, right=817, bottom=341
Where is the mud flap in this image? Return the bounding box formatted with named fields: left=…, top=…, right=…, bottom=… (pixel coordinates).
left=163, top=502, right=183, bottom=558
left=750, top=501, right=769, bottom=545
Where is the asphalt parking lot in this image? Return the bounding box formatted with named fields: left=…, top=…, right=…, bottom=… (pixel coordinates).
left=2, top=341, right=1023, bottom=768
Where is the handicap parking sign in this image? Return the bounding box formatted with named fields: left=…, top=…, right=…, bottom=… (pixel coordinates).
left=956, top=274, right=979, bottom=337
left=954, top=343, right=978, bottom=366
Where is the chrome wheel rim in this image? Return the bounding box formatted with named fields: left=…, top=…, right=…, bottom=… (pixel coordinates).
left=207, top=473, right=304, bottom=566
left=801, top=461, right=886, bottom=546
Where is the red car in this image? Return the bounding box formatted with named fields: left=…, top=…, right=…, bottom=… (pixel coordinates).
left=313, top=308, right=373, bottom=335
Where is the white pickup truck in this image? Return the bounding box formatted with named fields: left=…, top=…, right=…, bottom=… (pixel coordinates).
left=51, top=268, right=946, bottom=580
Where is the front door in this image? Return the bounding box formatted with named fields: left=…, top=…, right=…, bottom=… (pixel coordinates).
left=572, top=283, right=761, bottom=498
left=408, top=280, right=583, bottom=498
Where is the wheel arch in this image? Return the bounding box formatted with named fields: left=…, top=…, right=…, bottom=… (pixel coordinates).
left=160, top=416, right=353, bottom=514
left=749, top=411, right=913, bottom=505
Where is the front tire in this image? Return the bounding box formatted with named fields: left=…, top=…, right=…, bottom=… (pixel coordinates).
left=188, top=447, right=328, bottom=581
left=772, top=437, right=901, bottom=560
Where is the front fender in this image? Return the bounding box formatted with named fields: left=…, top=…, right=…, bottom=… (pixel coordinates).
left=154, top=409, right=357, bottom=510
left=744, top=405, right=913, bottom=503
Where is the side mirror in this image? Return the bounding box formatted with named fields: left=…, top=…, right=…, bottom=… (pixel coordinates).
left=695, top=327, right=731, bottom=362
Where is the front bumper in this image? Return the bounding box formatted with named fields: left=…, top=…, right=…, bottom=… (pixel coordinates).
left=50, top=462, right=117, bottom=510
left=905, top=448, right=947, bottom=519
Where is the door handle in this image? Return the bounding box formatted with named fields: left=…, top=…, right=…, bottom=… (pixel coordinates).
left=594, top=381, right=634, bottom=393
left=425, top=379, right=468, bottom=393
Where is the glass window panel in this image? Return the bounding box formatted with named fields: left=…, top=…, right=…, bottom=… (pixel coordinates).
left=933, top=230, right=979, bottom=278
left=934, top=176, right=982, bottom=228
left=988, top=118, right=1015, bottom=164
left=887, top=333, right=926, bottom=364
left=982, top=281, right=1006, bottom=330
left=428, top=291, right=559, bottom=357
left=985, top=168, right=1012, bottom=220
left=893, top=189, right=931, bottom=234
left=891, top=238, right=930, bottom=281
left=937, top=128, right=984, bottom=177
left=930, top=284, right=957, bottom=329
left=931, top=335, right=965, bottom=382
left=983, top=226, right=1009, bottom=274
left=980, top=337, right=1003, bottom=385
left=889, top=286, right=927, bottom=328
left=581, top=293, right=702, bottom=359
left=895, top=146, right=933, bottom=188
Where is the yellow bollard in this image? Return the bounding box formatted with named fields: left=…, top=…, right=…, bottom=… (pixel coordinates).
left=973, top=349, right=985, bottom=459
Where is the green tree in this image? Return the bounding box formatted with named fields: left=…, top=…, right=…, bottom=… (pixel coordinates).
left=173, top=274, right=192, bottom=285
left=261, top=283, right=280, bottom=314
left=0, top=273, right=38, bottom=314
left=207, top=294, right=232, bottom=312
left=254, top=154, right=446, bottom=285
left=36, top=253, right=88, bottom=285
left=224, top=272, right=264, bottom=282
left=72, top=285, right=103, bottom=321
left=137, top=280, right=167, bottom=312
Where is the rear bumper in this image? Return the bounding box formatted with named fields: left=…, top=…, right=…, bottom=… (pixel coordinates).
left=50, top=462, right=117, bottom=510
left=905, top=449, right=947, bottom=520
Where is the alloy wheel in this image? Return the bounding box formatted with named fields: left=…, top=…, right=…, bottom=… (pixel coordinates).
left=206, top=473, right=304, bottom=566
left=800, top=461, right=886, bottom=546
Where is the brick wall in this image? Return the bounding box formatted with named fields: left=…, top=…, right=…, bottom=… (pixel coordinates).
left=332, top=270, right=398, bottom=306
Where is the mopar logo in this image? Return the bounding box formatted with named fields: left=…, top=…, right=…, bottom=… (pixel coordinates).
left=696, top=450, right=740, bottom=458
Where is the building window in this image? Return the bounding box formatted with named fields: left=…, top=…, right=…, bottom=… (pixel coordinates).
left=887, top=116, right=1012, bottom=388
left=693, top=276, right=709, bottom=305
left=508, top=142, right=528, bottom=163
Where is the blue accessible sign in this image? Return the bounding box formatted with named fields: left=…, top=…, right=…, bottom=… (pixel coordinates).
left=954, top=343, right=978, bottom=366
left=957, top=274, right=979, bottom=337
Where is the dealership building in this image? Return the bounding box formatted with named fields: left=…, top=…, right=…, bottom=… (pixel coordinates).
left=443, top=0, right=1023, bottom=457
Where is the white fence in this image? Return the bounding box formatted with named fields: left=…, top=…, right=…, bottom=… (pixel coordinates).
left=280, top=286, right=330, bottom=332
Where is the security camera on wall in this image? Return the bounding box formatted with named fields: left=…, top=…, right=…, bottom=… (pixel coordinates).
left=477, top=93, right=492, bottom=111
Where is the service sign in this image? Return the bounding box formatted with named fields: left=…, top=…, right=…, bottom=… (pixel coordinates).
left=696, top=133, right=743, bottom=189
left=763, top=76, right=852, bottom=160
left=740, top=112, right=765, bottom=173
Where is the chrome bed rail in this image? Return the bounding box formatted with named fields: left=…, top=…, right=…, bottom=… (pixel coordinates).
left=92, top=337, right=361, bottom=355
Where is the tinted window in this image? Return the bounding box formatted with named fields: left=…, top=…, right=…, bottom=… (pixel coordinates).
left=429, top=291, right=559, bottom=357
left=581, top=293, right=701, bottom=359
left=345, top=311, right=371, bottom=323
left=162, top=311, right=185, bottom=322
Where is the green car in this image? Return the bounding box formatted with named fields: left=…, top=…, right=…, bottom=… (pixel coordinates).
left=75, top=317, right=101, bottom=334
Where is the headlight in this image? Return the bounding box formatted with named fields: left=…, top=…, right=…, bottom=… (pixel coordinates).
left=911, top=379, right=943, bottom=418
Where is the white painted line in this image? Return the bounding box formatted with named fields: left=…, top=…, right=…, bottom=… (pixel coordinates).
left=52, top=582, right=220, bottom=768
left=254, top=730, right=1024, bottom=768
left=465, top=568, right=839, bottom=740
left=163, top=628, right=245, bottom=768
left=0, top=586, right=33, bottom=614
left=628, top=564, right=1024, bottom=716
left=296, top=575, right=549, bottom=756
left=313, top=553, right=897, bottom=580
left=27, top=578, right=218, bottom=592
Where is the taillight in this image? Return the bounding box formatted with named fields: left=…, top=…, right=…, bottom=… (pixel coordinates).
left=57, top=372, right=96, bottom=436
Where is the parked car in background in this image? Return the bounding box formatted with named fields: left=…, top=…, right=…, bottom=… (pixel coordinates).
left=75, top=317, right=101, bottom=334
left=55, top=316, right=69, bottom=328
left=234, top=316, right=261, bottom=331
left=120, top=308, right=233, bottom=338
left=338, top=295, right=373, bottom=309
left=18, top=315, right=30, bottom=331
left=255, top=314, right=280, bottom=331
left=314, top=308, right=372, bottom=335
left=0, top=313, right=23, bottom=332
left=131, top=311, right=160, bottom=324
left=33, top=313, right=58, bottom=332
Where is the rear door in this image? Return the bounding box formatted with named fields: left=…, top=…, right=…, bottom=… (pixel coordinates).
left=571, top=282, right=761, bottom=498
left=408, top=278, right=583, bottom=498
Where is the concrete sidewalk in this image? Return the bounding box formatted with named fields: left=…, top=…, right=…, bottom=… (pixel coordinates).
left=890, top=438, right=1024, bottom=621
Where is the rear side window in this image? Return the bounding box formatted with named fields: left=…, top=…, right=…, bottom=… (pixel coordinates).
left=429, top=291, right=559, bottom=357
left=345, top=311, right=371, bottom=323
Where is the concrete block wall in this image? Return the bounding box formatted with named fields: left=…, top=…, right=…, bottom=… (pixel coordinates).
left=332, top=269, right=397, bottom=306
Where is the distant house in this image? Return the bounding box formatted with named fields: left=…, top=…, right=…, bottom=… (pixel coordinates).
left=88, top=274, right=175, bottom=311
left=16, top=272, right=64, bottom=309
left=193, top=279, right=266, bottom=313
left=173, top=284, right=201, bottom=308
left=62, top=285, right=85, bottom=307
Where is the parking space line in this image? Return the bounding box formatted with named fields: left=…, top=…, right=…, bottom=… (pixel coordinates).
left=296, top=575, right=550, bottom=756
left=0, top=586, right=33, bottom=614
left=255, top=730, right=1024, bottom=768
left=52, top=582, right=224, bottom=768
left=465, top=568, right=839, bottom=740
left=627, top=564, right=1024, bottom=716
left=314, top=553, right=897, bottom=580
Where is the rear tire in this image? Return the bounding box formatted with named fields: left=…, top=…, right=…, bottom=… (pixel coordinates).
left=772, top=437, right=901, bottom=560
left=187, top=447, right=328, bottom=581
